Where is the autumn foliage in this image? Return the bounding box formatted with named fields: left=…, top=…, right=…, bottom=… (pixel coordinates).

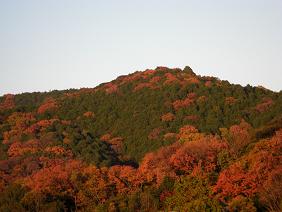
left=172, top=92, right=197, bottom=110
left=0, top=94, right=15, bottom=110
left=0, top=66, right=282, bottom=211
left=37, top=98, right=57, bottom=114
left=161, top=112, right=175, bottom=122
left=214, top=129, right=282, bottom=207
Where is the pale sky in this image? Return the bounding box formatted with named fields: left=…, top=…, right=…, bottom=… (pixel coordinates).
left=1, top=0, right=282, bottom=95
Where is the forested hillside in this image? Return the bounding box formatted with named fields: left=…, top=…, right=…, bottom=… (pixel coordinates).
left=0, top=66, right=282, bottom=211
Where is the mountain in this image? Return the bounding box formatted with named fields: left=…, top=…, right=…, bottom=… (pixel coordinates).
left=0, top=66, right=281, bottom=211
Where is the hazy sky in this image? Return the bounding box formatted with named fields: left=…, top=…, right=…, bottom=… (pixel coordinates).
left=1, top=0, right=282, bottom=95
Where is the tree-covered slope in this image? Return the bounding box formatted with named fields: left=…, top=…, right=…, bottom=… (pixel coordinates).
left=0, top=66, right=281, bottom=211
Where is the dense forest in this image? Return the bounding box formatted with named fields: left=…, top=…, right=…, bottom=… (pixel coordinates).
left=0, top=66, right=282, bottom=211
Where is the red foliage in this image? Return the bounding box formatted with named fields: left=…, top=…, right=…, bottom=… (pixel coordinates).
left=214, top=129, right=282, bottom=201
left=37, top=98, right=57, bottom=114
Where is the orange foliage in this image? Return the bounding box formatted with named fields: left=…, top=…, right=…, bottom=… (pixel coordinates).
left=37, top=119, right=58, bottom=127
left=83, top=111, right=95, bottom=118
left=0, top=94, right=15, bottom=110
left=214, top=129, right=282, bottom=202
left=205, top=81, right=212, bottom=87
left=37, top=98, right=57, bottom=114
left=161, top=113, right=175, bottom=122
left=76, top=166, right=112, bottom=205
left=100, top=134, right=123, bottom=152
left=228, top=120, right=253, bottom=155
left=172, top=92, right=197, bottom=110
left=64, top=88, right=98, bottom=98
left=163, top=73, right=179, bottom=85
left=108, top=137, right=123, bottom=153
left=118, top=72, right=144, bottom=85
left=8, top=139, right=40, bottom=157
left=178, top=125, right=198, bottom=135
left=259, top=167, right=282, bottom=211
left=143, top=69, right=156, bottom=76
left=156, top=66, right=169, bottom=71
left=177, top=125, right=203, bottom=142
left=169, top=136, right=227, bottom=174
left=214, top=162, right=258, bottom=198
left=184, top=76, right=200, bottom=84
left=163, top=133, right=177, bottom=140
left=108, top=165, right=140, bottom=193
left=25, top=119, right=58, bottom=134
left=164, top=73, right=178, bottom=85
left=7, top=112, right=35, bottom=129
left=100, top=134, right=112, bottom=142
left=149, top=76, right=161, bottom=83
left=139, top=134, right=228, bottom=185
left=3, top=112, right=35, bottom=144
left=44, top=146, right=73, bottom=157
left=104, top=83, right=118, bottom=94
left=133, top=82, right=154, bottom=91
left=139, top=143, right=179, bottom=184
left=24, top=160, right=83, bottom=195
